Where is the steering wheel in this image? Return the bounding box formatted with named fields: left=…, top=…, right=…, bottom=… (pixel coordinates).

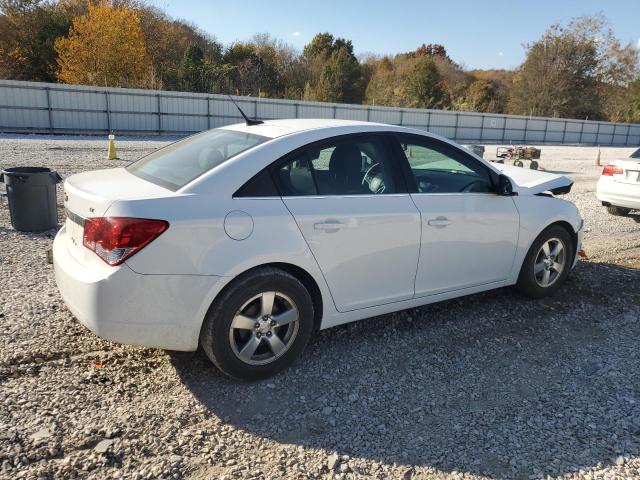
left=362, top=163, right=385, bottom=193
left=460, top=179, right=487, bottom=193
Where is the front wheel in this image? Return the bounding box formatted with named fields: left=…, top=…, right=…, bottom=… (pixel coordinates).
left=200, top=268, right=315, bottom=380
left=516, top=225, right=574, bottom=299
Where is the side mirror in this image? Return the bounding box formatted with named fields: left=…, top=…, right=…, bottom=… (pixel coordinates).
left=497, top=174, right=516, bottom=196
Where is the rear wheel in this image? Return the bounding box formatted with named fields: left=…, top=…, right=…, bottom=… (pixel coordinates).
left=606, top=205, right=630, bottom=216
left=513, top=160, right=524, bottom=167
left=200, top=268, right=314, bottom=380
left=516, top=225, right=574, bottom=298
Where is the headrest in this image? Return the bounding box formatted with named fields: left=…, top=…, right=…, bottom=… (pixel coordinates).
left=289, top=165, right=315, bottom=195
left=198, top=148, right=224, bottom=169
left=329, top=143, right=362, bottom=181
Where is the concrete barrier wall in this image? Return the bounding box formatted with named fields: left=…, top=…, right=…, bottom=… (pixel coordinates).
left=1, top=79, right=639, bottom=145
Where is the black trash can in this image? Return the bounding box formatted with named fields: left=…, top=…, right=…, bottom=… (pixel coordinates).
left=1, top=167, right=62, bottom=232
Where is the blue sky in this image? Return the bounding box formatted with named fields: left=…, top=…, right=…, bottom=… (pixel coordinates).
left=148, top=0, right=640, bottom=70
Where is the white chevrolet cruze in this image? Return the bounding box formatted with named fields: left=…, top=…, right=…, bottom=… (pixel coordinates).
left=54, top=119, right=583, bottom=380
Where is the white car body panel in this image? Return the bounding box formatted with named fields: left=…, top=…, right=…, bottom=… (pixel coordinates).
left=53, top=119, right=584, bottom=351
left=596, top=158, right=640, bottom=210
left=410, top=193, right=520, bottom=297
left=282, top=194, right=421, bottom=311
left=493, top=164, right=574, bottom=195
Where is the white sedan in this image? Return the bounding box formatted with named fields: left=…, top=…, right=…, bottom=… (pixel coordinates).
left=54, top=119, right=583, bottom=380
left=596, top=149, right=640, bottom=215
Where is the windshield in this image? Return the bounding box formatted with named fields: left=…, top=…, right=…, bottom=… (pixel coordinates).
left=630, top=148, right=640, bottom=159
left=127, top=129, right=268, bottom=190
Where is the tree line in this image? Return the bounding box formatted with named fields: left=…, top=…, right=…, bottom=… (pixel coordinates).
left=1, top=1, right=639, bottom=122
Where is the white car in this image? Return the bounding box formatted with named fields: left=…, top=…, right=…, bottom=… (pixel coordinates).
left=54, top=119, right=583, bottom=380
left=596, top=149, right=640, bottom=215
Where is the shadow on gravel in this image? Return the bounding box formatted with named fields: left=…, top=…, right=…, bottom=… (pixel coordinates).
left=172, top=261, right=640, bottom=479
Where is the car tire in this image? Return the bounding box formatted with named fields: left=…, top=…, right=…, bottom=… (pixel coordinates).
left=200, top=267, right=315, bottom=381
left=530, top=160, right=539, bottom=170
left=606, top=205, right=630, bottom=216
left=514, top=160, right=524, bottom=167
left=516, top=225, right=574, bottom=299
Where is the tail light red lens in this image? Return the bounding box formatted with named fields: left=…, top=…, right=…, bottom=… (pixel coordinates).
left=83, top=217, right=169, bottom=266
left=602, top=164, right=623, bottom=176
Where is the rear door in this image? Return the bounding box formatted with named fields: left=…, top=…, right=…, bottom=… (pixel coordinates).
left=274, top=134, right=421, bottom=312
left=392, top=134, right=520, bottom=297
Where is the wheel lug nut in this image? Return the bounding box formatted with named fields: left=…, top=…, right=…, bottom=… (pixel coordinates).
left=256, top=333, right=262, bottom=338
left=255, top=323, right=260, bottom=329
left=267, top=331, right=272, bottom=337
left=270, top=320, right=276, bottom=326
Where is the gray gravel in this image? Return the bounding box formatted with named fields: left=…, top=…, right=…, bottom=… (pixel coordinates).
left=1, top=135, right=639, bottom=480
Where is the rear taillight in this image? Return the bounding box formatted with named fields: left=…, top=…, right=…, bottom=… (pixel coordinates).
left=602, top=164, right=623, bottom=176
left=83, top=217, right=169, bottom=266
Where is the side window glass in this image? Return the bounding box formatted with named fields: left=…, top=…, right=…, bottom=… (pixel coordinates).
left=400, top=138, right=493, bottom=194
left=274, top=152, right=317, bottom=196
left=308, top=137, right=396, bottom=195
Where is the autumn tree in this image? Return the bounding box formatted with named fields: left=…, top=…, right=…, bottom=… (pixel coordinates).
left=136, top=4, right=223, bottom=90
left=404, top=56, right=449, bottom=108
left=0, top=0, right=82, bottom=81
left=459, top=79, right=503, bottom=112
left=54, top=1, right=150, bottom=88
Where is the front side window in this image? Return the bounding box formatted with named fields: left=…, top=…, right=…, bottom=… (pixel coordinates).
left=274, top=135, right=397, bottom=196
left=398, top=136, right=493, bottom=194
left=128, top=129, right=268, bottom=190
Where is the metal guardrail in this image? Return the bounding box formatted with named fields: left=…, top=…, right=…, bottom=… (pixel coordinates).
left=0, top=79, right=639, bottom=145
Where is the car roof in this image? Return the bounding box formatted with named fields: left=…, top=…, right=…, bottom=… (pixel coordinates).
left=220, top=118, right=392, bottom=139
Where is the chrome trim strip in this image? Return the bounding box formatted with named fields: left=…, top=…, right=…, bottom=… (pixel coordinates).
left=65, top=208, right=85, bottom=227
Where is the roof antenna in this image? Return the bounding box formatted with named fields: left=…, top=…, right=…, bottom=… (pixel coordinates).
left=227, top=95, right=263, bottom=126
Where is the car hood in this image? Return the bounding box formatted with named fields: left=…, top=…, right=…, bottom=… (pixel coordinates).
left=493, top=164, right=573, bottom=195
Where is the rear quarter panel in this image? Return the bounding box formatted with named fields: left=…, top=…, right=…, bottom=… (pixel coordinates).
left=107, top=194, right=337, bottom=328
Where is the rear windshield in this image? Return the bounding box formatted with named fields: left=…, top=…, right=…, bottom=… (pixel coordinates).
left=127, top=129, right=268, bottom=190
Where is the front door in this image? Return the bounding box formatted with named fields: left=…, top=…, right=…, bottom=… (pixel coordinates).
left=273, top=134, right=421, bottom=312
left=393, top=134, right=519, bottom=297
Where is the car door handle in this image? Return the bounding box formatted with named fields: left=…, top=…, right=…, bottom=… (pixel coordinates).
left=314, top=220, right=345, bottom=232
left=427, top=216, right=452, bottom=228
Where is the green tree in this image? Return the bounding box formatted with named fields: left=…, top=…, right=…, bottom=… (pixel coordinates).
left=506, top=15, right=636, bottom=119
left=302, top=33, right=364, bottom=103
left=404, top=56, right=449, bottom=108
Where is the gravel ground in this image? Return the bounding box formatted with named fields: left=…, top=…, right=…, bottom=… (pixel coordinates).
left=1, top=135, right=639, bottom=480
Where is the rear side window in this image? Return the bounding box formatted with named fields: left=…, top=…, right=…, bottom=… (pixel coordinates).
left=127, top=129, right=268, bottom=190
left=274, top=153, right=318, bottom=196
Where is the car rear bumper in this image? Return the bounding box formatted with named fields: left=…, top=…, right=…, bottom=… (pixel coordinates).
left=53, top=226, right=219, bottom=351
left=596, top=178, right=640, bottom=209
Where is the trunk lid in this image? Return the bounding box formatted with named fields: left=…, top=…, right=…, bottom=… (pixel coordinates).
left=610, top=159, right=640, bottom=185
left=62, top=168, right=172, bottom=263
left=493, top=164, right=573, bottom=195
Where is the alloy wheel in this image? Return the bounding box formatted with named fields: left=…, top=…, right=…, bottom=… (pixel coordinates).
left=534, top=237, right=566, bottom=288
left=229, top=291, right=300, bottom=365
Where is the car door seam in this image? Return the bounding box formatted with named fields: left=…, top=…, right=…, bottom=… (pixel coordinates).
left=407, top=193, right=423, bottom=300
left=278, top=196, right=341, bottom=312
